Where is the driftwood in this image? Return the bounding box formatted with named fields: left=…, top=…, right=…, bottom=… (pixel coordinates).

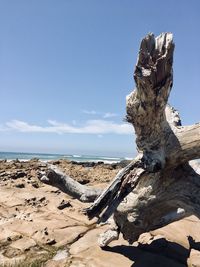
left=41, top=32, right=200, bottom=247
left=40, top=167, right=102, bottom=202
left=87, top=32, right=200, bottom=245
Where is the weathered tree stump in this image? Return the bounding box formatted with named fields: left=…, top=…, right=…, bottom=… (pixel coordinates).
left=86, top=32, right=200, bottom=246
left=41, top=32, right=200, bottom=247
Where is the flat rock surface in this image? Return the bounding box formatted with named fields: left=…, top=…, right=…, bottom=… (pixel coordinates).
left=0, top=159, right=200, bottom=266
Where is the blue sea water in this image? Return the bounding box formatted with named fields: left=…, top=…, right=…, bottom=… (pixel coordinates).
left=0, top=151, right=130, bottom=163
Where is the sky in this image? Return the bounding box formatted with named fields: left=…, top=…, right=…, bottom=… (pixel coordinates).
left=0, top=0, right=199, bottom=157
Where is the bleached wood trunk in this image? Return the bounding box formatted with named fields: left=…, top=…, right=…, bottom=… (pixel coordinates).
left=87, top=33, right=200, bottom=246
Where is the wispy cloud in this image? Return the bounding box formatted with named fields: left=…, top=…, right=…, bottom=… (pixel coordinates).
left=103, top=112, right=118, bottom=118
left=5, top=119, right=133, bottom=135
left=82, top=110, right=98, bottom=115
left=0, top=124, right=9, bottom=132
left=82, top=110, right=118, bottom=119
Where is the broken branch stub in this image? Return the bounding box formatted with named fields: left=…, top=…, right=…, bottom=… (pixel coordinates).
left=126, top=33, right=175, bottom=170
left=40, top=167, right=102, bottom=202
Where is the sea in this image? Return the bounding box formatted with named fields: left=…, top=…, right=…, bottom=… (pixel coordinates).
left=0, top=151, right=132, bottom=164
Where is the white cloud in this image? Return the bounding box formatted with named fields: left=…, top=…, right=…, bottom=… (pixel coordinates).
left=82, top=110, right=98, bottom=115
left=0, top=124, right=9, bottom=132
left=103, top=112, right=118, bottom=118
left=82, top=109, right=118, bottom=119
left=5, top=119, right=133, bottom=135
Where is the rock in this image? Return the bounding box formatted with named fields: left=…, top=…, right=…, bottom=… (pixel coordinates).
left=138, top=234, right=188, bottom=264
left=97, top=161, right=104, bottom=165
left=110, top=163, right=118, bottom=169
left=53, top=249, right=69, bottom=261
left=51, top=160, right=61, bottom=165
left=0, top=159, right=199, bottom=266
left=25, top=196, right=48, bottom=207
left=53, top=226, right=88, bottom=247
left=15, top=183, right=25, bottom=188
left=13, top=159, right=20, bottom=163
left=33, top=229, right=56, bottom=245
left=138, top=232, right=154, bottom=245
left=151, top=215, right=200, bottom=250
left=0, top=159, right=7, bottom=163
left=31, top=181, right=40, bottom=188
left=78, top=178, right=90, bottom=185
left=44, top=249, right=69, bottom=267
left=71, top=161, right=96, bottom=168
left=44, top=259, right=67, bottom=267
left=46, top=238, right=56, bottom=245
left=188, top=249, right=200, bottom=267
left=57, top=199, right=72, bottom=210
left=29, top=158, right=39, bottom=162
left=0, top=252, right=26, bottom=266
left=69, top=235, right=131, bottom=267
left=10, top=237, right=36, bottom=251
left=70, top=227, right=108, bottom=255
left=12, top=171, right=26, bottom=179
left=138, top=234, right=168, bottom=253
left=98, top=229, right=119, bottom=247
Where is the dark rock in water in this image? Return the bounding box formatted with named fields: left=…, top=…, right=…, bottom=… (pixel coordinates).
left=84, top=162, right=95, bottom=167
left=30, top=158, right=39, bottom=162
left=52, top=160, right=61, bottom=165
left=0, top=159, right=7, bottom=163
left=57, top=199, right=72, bottom=210
left=110, top=163, right=118, bottom=169
left=71, top=161, right=96, bottom=168
left=96, top=161, right=104, bottom=165
left=13, top=159, right=20, bottom=163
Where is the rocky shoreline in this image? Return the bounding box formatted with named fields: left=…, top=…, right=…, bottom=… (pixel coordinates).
left=0, top=159, right=200, bottom=266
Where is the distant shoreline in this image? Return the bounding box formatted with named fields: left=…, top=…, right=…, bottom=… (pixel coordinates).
left=0, top=151, right=133, bottom=164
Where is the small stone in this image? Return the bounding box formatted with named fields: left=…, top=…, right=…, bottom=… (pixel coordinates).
left=12, top=171, right=26, bottom=179
left=188, top=249, right=200, bottom=267
left=46, top=238, right=56, bottom=245
left=31, top=181, right=39, bottom=188
left=39, top=197, right=46, bottom=202
left=98, top=229, right=119, bottom=247
left=57, top=200, right=72, bottom=210
left=15, top=183, right=25, bottom=188
left=52, top=249, right=69, bottom=261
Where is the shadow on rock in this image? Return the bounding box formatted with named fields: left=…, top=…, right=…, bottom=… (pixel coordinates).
left=103, top=237, right=191, bottom=267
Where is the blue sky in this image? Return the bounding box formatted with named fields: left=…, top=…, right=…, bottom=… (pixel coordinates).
left=0, top=0, right=199, bottom=157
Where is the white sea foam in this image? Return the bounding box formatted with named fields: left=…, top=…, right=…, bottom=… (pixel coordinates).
left=98, top=157, right=121, bottom=160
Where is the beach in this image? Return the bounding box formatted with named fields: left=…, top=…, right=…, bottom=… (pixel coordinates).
left=0, top=158, right=200, bottom=266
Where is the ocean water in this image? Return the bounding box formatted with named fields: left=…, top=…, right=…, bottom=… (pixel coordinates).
left=0, top=151, right=131, bottom=163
